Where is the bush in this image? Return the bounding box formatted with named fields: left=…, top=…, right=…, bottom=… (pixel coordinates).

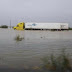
left=14, top=35, right=24, bottom=41
left=0, top=25, right=8, bottom=28
left=41, top=49, right=72, bottom=72
left=69, top=27, right=72, bottom=30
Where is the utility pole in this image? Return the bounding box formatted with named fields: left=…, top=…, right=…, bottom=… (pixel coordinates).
left=10, top=20, right=11, bottom=28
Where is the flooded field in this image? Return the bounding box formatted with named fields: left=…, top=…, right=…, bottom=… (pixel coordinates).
left=0, top=29, right=72, bottom=69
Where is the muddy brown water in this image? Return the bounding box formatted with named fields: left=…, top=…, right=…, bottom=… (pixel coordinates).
left=0, top=29, right=72, bottom=69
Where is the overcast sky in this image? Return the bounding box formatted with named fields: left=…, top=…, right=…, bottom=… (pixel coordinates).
left=0, top=0, right=72, bottom=27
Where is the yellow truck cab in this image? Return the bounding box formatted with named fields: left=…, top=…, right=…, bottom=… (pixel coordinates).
left=13, top=22, right=25, bottom=30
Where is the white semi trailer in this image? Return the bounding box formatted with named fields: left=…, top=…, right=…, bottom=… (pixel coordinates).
left=25, top=23, right=69, bottom=30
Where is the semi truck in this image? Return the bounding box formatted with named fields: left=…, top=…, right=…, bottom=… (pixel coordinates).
left=13, top=22, right=69, bottom=30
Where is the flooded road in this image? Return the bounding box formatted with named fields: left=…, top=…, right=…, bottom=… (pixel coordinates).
left=0, top=29, right=72, bottom=68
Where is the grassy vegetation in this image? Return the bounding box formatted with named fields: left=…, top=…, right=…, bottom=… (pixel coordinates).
left=21, top=49, right=72, bottom=72
left=41, top=49, right=72, bottom=72
left=14, top=35, right=24, bottom=41
left=69, top=27, right=72, bottom=30
left=0, top=25, right=8, bottom=28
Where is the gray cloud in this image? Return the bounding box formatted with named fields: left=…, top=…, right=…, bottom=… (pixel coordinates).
left=0, top=0, right=72, bottom=27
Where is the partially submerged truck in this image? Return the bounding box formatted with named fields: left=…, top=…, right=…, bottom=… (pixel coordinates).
left=13, top=22, right=25, bottom=30
left=13, top=22, right=69, bottom=30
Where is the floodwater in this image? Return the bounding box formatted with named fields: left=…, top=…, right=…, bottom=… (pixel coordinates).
left=0, top=29, right=72, bottom=69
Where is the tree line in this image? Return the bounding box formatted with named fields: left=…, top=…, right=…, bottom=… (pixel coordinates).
left=0, top=25, right=8, bottom=28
